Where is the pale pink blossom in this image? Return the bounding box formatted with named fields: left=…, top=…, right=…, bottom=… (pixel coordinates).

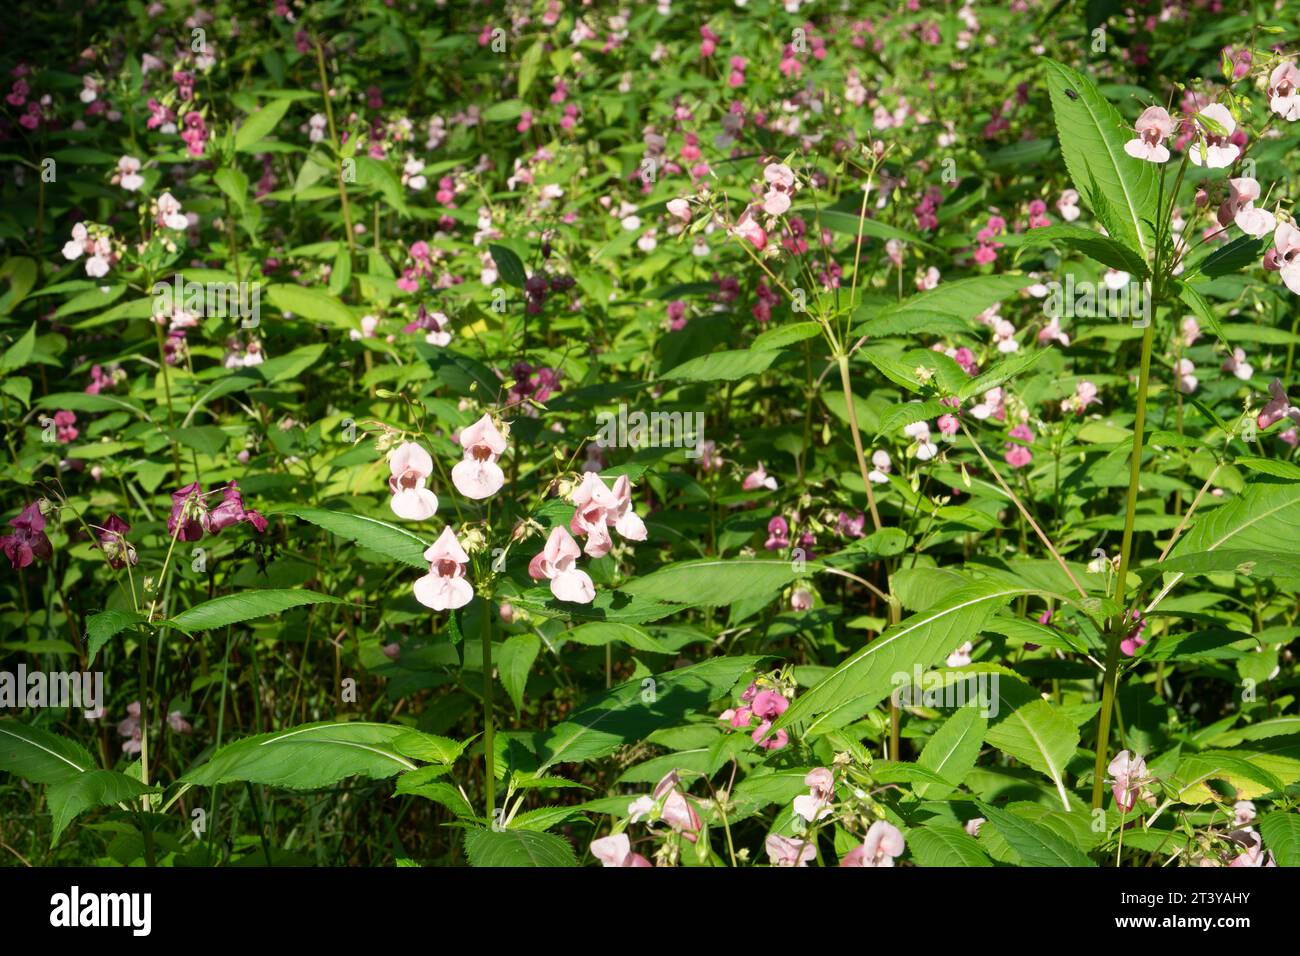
left=413, top=526, right=474, bottom=611
left=1189, top=104, right=1240, bottom=168
left=1108, top=750, right=1150, bottom=812
left=528, top=526, right=595, bottom=604
left=451, top=414, right=507, bottom=499
left=1123, top=106, right=1174, bottom=163
left=766, top=834, right=816, bottom=867
left=1268, top=61, right=1300, bottom=121
left=742, top=463, right=778, bottom=491
left=388, top=442, right=438, bottom=520
left=590, top=833, right=652, bottom=867
left=569, top=472, right=646, bottom=558
left=841, top=820, right=906, bottom=866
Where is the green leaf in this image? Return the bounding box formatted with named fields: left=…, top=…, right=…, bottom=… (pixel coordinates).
left=976, top=801, right=1096, bottom=867
left=1013, top=224, right=1149, bottom=276
left=48, top=770, right=152, bottom=845
left=622, top=558, right=806, bottom=607
left=1259, top=811, right=1300, bottom=867
left=168, top=589, right=345, bottom=633
left=773, top=578, right=1033, bottom=735
left=916, top=707, right=987, bottom=799
left=86, top=610, right=146, bottom=664
left=536, top=656, right=761, bottom=770
left=1176, top=281, right=1228, bottom=346
left=0, top=323, right=36, bottom=371
left=183, top=722, right=418, bottom=789
left=266, top=283, right=354, bottom=328
left=1154, top=549, right=1300, bottom=579
left=488, top=244, right=527, bottom=288
left=1042, top=57, right=1158, bottom=263
left=1164, top=479, right=1300, bottom=600
left=463, top=827, right=576, bottom=867
left=859, top=274, right=1029, bottom=328
left=498, top=633, right=540, bottom=712
left=985, top=698, right=1079, bottom=810
left=661, top=348, right=782, bottom=383
left=279, top=508, right=429, bottom=569
left=234, top=98, right=292, bottom=152
left=958, top=349, right=1049, bottom=401
left=1191, top=234, right=1266, bottom=279
left=876, top=401, right=947, bottom=440
left=517, top=40, right=544, bottom=98
left=0, top=720, right=96, bottom=785
left=751, top=321, right=822, bottom=351
left=909, top=825, right=993, bottom=867
left=392, top=731, right=470, bottom=765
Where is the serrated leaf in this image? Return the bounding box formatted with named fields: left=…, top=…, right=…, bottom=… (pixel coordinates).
left=279, top=508, right=430, bottom=569
left=182, top=722, right=418, bottom=789
left=909, top=824, right=993, bottom=867
left=463, top=827, right=576, bottom=867
left=48, top=770, right=152, bottom=845
left=0, top=720, right=96, bottom=785
left=916, top=706, right=987, bottom=799
left=977, top=801, right=1096, bottom=867
left=168, top=590, right=345, bottom=633
left=86, top=610, right=146, bottom=665
left=498, top=633, right=540, bottom=712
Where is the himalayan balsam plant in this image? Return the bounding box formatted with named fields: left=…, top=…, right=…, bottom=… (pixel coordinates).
left=0, top=1, right=1297, bottom=870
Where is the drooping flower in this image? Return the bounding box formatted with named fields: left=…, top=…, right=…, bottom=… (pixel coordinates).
left=590, top=833, right=652, bottom=867
left=1258, top=379, right=1300, bottom=430
left=1, top=502, right=53, bottom=570
left=1268, top=61, right=1300, bottom=122
left=204, top=481, right=267, bottom=534
left=742, top=463, right=778, bottom=491
left=97, top=514, right=137, bottom=570
left=451, top=414, right=508, bottom=500
left=568, top=472, right=646, bottom=558
left=388, top=441, right=439, bottom=520
left=1121, top=611, right=1147, bottom=656
left=766, top=834, right=816, bottom=867
left=733, top=205, right=767, bottom=250
left=1222, top=347, right=1254, bottom=382
left=946, top=641, right=973, bottom=667
left=1218, top=178, right=1276, bottom=238
left=1108, top=750, right=1150, bottom=812
left=762, top=163, right=797, bottom=217
left=413, top=526, right=474, bottom=611
left=1189, top=104, right=1241, bottom=168
left=528, top=526, right=595, bottom=604
left=840, top=820, right=906, bottom=866
left=1124, top=106, right=1174, bottom=163
left=167, top=482, right=208, bottom=542
left=661, top=790, right=702, bottom=841
left=1271, top=221, right=1300, bottom=295
left=792, top=767, right=835, bottom=823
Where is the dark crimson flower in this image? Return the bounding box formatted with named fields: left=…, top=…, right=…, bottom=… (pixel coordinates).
left=1, top=501, right=53, bottom=570
left=97, top=513, right=137, bottom=570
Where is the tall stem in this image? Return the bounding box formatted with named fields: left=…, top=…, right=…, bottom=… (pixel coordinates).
left=480, top=606, right=496, bottom=822
left=837, top=355, right=882, bottom=532
left=1091, top=317, right=1156, bottom=808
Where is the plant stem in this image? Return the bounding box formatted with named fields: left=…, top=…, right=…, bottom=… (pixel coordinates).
left=1091, top=316, right=1156, bottom=809
left=837, top=354, right=882, bottom=532
left=480, top=606, right=495, bottom=822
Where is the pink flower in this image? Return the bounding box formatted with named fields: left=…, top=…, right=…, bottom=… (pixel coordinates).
left=751, top=720, right=789, bottom=750
left=1108, top=750, right=1149, bottom=812
left=766, top=834, right=816, bottom=867
left=762, top=163, right=797, bottom=217
left=793, top=767, right=835, bottom=822
left=1, top=502, right=52, bottom=570
left=167, top=482, right=207, bottom=542
left=1258, top=379, right=1300, bottom=430
left=528, top=526, right=595, bottom=604
left=742, top=463, right=778, bottom=491
left=1272, top=221, right=1300, bottom=295
left=96, top=514, right=136, bottom=570
left=590, top=833, right=652, bottom=867
left=937, top=413, right=959, bottom=437
left=665, top=198, right=692, bottom=222
left=661, top=790, right=701, bottom=840
left=751, top=690, right=788, bottom=720
left=1228, top=830, right=1276, bottom=867
left=388, top=442, right=439, bottom=520
left=1218, top=177, right=1276, bottom=238
left=733, top=206, right=767, bottom=250
left=1056, top=189, right=1080, bottom=222
left=841, top=820, right=906, bottom=866
left=413, top=526, right=474, bottom=611
left=790, top=588, right=813, bottom=612
left=1268, top=61, right=1300, bottom=121
left=1189, top=104, right=1240, bottom=168
left=568, top=473, right=646, bottom=558
left=764, top=516, right=790, bottom=550
left=1124, top=106, right=1174, bottom=163
left=451, top=414, right=508, bottom=499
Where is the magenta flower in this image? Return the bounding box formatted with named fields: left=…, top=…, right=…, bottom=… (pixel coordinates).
left=1124, top=106, right=1174, bottom=163
left=97, top=514, right=137, bottom=570
left=204, top=481, right=266, bottom=534
left=528, top=526, right=595, bottom=604
left=1258, top=380, right=1300, bottom=430
left=1, top=502, right=53, bottom=570
left=413, top=526, right=474, bottom=611
left=451, top=414, right=508, bottom=500
left=388, top=442, right=439, bottom=521
left=53, top=409, right=78, bottom=443
left=168, top=482, right=207, bottom=542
